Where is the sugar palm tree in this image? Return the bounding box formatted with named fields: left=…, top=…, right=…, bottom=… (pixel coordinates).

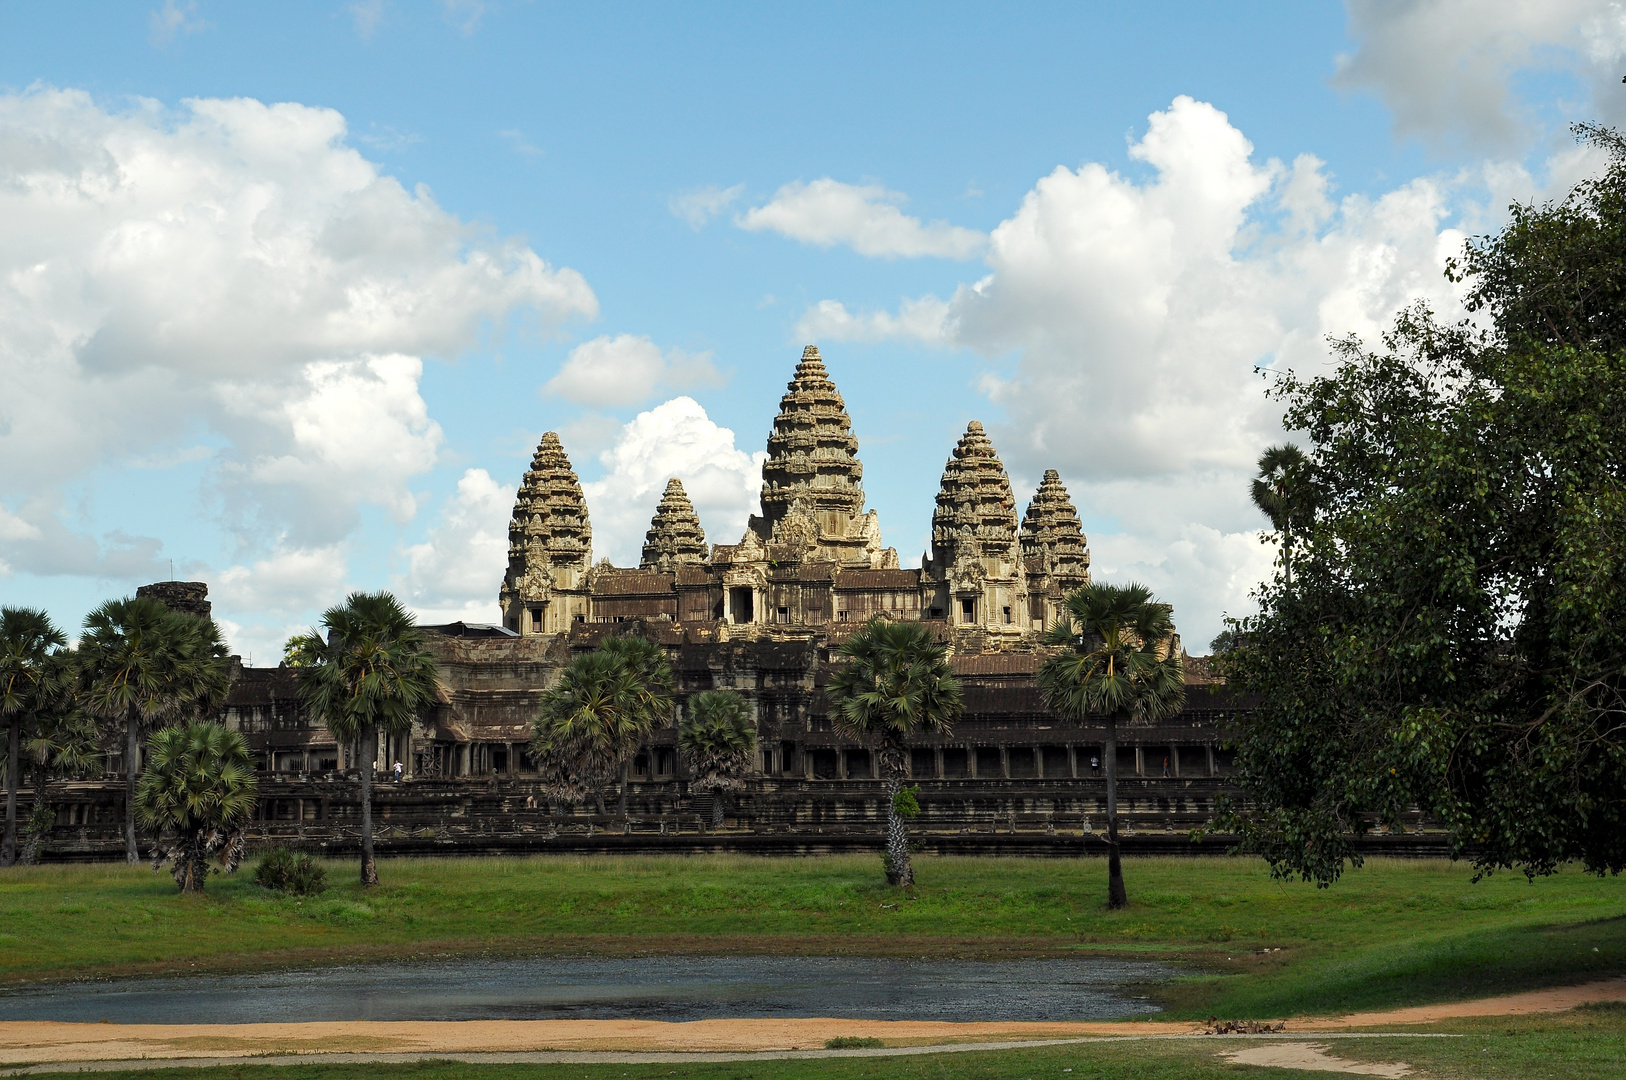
left=284, top=592, right=439, bottom=887
left=0, top=608, right=69, bottom=867
left=78, top=597, right=233, bottom=864
left=1040, top=583, right=1185, bottom=909
left=599, top=636, right=676, bottom=816
left=532, top=638, right=672, bottom=816
left=680, top=690, right=757, bottom=827
left=18, top=703, right=102, bottom=865
left=136, top=722, right=258, bottom=893
left=1251, top=444, right=1312, bottom=586
left=826, top=619, right=962, bottom=887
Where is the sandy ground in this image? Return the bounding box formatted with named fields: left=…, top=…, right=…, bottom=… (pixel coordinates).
left=0, top=977, right=1620, bottom=1068
left=1223, top=1043, right=1413, bottom=1077
left=1286, top=975, right=1626, bottom=1029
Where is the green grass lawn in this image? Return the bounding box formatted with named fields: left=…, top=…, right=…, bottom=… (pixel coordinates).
left=1, top=854, right=1623, bottom=1019
left=22, top=1006, right=1626, bottom=1080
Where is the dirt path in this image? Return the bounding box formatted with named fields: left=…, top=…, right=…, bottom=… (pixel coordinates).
left=0, top=977, right=1619, bottom=1070
left=1284, top=975, right=1626, bottom=1029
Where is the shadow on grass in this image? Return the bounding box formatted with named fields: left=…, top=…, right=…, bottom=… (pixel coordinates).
left=1161, top=914, right=1626, bottom=1019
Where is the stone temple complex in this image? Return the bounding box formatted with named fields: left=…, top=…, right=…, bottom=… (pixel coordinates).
left=494, top=347, right=1092, bottom=647
left=35, top=345, right=1445, bottom=860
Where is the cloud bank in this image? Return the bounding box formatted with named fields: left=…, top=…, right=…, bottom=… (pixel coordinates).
left=0, top=87, right=596, bottom=654
left=791, top=93, right=1598, bottom=645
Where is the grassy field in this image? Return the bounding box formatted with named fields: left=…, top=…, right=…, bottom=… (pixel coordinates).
left=20, top=1006, right=1626, bottom=1080
left=0, top=854, right=1623, bottom=1019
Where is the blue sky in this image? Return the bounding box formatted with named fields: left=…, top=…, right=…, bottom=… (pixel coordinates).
left=1, top=1, right=1622, bottom=658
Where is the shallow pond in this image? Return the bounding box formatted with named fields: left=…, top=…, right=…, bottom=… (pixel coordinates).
left=0, top=956, right=1179, bottom=1024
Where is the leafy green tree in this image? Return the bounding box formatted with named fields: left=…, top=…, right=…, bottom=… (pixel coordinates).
left=680, top=690, right=757, bottom=827
left=1039, top=583, right=1185, bottom=909
left=0, top=608, right=70, bottom=867
left=1223, top=124, right=1626, bottom=885
left=531, top=637, right=673, bottom=817
left=78, top=597, right=232, bottom=864
left=284, top=592, right=439, bottom=886
left=136, top=722, right=258, bottom=893
left=18, top=704, right=102, bottom=865
left=826, top=619, right=962, bottom=887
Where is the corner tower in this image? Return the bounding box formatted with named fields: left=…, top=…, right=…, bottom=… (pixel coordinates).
left=1020, top=469, right=1091, bottom=629
left=924, top=420, right=1028, bottom=640
left=744, top=345, right=896, bottom=569
left=499, top=432, right=593, bottom=635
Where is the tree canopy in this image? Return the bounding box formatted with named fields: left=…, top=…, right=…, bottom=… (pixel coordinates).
left=285, top=591, right=439, bottom=886
left=77, top=596, right=233, bottom=864
left=532, top=635, right=674, bottom=813
left=0, top=607, right=71, bottom=867
left=1223, top=124, right=1626, bottom=885
left=1039, top=582, right=1184, bottom=908
left=826, top=618, right=961, bottom=887
left=136, top=722, right=258, bottom=893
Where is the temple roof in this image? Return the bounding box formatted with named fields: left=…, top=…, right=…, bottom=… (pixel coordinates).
left=640, top=478, right=708, bottom=572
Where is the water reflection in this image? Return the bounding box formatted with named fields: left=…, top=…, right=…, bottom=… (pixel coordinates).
left=0, top=955, right=1178, bottom=1024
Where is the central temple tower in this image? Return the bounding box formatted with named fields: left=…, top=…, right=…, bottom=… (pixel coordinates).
left=744, top=345, right=896, bottom=569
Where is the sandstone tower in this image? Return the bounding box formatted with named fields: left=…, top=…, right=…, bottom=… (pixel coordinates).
left=924, top=420, right=1028, bottom=641
left=499, top=432, right=593, bottom=635
left=640, top=478, right=708, bottom=572
left=1020, top=469, right=1091, bottom=628
left=744, top=345, right=896, bottom=569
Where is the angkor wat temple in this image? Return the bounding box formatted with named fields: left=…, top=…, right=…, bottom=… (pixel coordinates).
left=46, top=346, right=1415, bottom=860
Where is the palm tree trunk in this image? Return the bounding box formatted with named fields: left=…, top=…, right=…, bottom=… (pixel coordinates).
left=711, top=791, right=724, bottom=828
left=884, top=773, right=913, bottom=888
left=2, top=718, right=18, bottom=867
left=124, top=712, right=140, bottom=865
left=618, top=761, right=629, bottom=819
left=359, top=724, right=378, bottom=886
left=20, top=769, right=49, bottom=866
left=1104, top=713, right=1126, bottom=909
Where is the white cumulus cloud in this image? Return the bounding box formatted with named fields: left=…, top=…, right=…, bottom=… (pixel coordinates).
left=0, top=87, right=596, bottom=584
left=581, top=397, right=767, bottom=568
left=791, top=94, right=1569, bottom=646
left=543, top=334, right=724, bottom=408
left=397, top=467, right=513, bottom=625
left=738, top=179, right=985, bottom=259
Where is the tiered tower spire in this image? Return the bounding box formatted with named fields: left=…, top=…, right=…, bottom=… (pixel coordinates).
left=745, top=345, right=894, bottom=567
left=926, top=421, right=1027, bottom=633
left=499, top=432, right=593, bottom=635
left=640, top=478, right=708, bottom=572
left=1020, top=470, right=1091, bottom=614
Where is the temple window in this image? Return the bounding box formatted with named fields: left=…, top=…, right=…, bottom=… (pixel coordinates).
left=1002, top=605, right=1012, bottom=624
left=961, top=598, right=975, bottom=623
